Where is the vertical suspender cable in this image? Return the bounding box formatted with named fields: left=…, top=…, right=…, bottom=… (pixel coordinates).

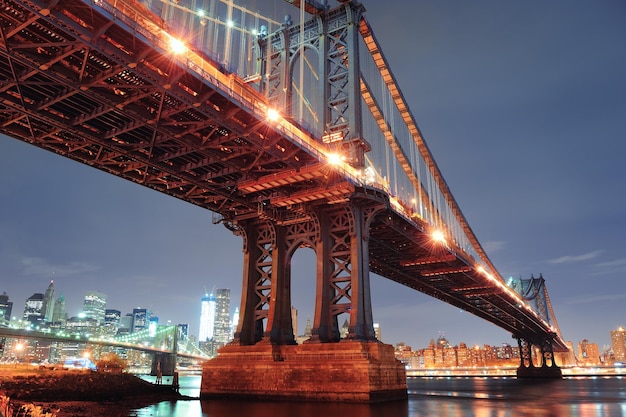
left=299, top=3, right=304, bottom=124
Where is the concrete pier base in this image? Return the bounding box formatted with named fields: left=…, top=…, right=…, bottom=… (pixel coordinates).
left=200, top=341, right=407, bottom=402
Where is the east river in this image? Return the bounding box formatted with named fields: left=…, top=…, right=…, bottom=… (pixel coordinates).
left=134, top=375, right=626, bottom=417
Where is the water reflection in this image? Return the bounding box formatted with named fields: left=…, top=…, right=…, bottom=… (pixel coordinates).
left=133, top=376, right=626, bottom=417
left=202, top=400, right=409, bottom=417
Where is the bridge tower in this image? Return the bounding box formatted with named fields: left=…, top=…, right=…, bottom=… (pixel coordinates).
left=509, top=275, right=563, bottom=378
left=201, top=1, right=407, bottom=402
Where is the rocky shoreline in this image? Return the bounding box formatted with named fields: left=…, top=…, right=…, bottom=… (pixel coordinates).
left=0, top=367, right=191, bottom=417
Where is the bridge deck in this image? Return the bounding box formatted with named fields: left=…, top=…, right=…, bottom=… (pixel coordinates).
left=0, top=0, right=566, bottom=351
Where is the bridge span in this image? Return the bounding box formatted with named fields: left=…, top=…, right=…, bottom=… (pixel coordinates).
left=0, top=0, right=567, bottom=401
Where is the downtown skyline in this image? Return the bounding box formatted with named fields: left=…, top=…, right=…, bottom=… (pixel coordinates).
left=1, top=0, right=625, bottom=350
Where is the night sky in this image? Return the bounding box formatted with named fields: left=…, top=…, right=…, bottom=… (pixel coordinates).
left=1, top=1, right=625, bottom=351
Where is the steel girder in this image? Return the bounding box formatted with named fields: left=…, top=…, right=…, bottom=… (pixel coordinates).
left=256, top=2, right=368, bottom=166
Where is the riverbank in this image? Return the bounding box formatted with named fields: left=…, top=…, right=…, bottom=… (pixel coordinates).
left=0, top=365, right=189, bottom=417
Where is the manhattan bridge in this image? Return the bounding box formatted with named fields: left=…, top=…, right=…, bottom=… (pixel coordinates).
left=0, top=0, right=568, bottom=401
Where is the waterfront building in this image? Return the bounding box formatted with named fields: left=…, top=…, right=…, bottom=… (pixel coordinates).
left=51, top=293, right=67, bottom=324
left=457, top=342, right=470, bottom=367
left=577, top=339, right=601, bottom=365
left=0, top=292, right=12, bottom=322
left=41, top=280, right=55, bottom=323
left=443, top=345, right=457, bottom=368
left=23, top=293, right=44, bottom=325
left=214, top=289, right=231, bottom=346
left=470, top=345, right=485, bottom=367
left=610, top=327, right=626, bottom=362
left=198, top=292, right=216, bottom=342
left=423, top=339, right=436, bottom=368
left=83, top=291, right=107, bottom=324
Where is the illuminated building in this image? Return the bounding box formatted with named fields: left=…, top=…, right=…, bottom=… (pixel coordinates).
left=214, top=289, right=231, bottom=345
left=51, top=294, right=66, bottom=324
left=374, top=323, right=381, bottom=341
left=83, top=291, right=107, bottom=324
left=577, top=339, right=600, bottom=365
left=610, top=327, right=626, bottom=362
left=131, top=308, right=150, bottom=333
left=149, top=316, right=159, bottom=337
left=178, top=324, right=189, bottom=341
left=23, top=293, right=44, bottom=324
left=104, top=309, right=121, bottom=336
left=0, top=292, right=12, bottom=322
left=41, top=280, right=55, bottom=323
left=231, top=307, right=239, bottom=339
left=199, top=293, right=216, bottom=342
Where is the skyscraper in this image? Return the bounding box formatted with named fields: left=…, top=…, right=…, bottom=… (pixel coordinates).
left=611, top=327, right=626, bottom=362
left=104, top=309, right=121, bottom=336
left=51, top=294, right=66, bottom=324
left=199, top=292, right=216, bottom=342
left=0, top=292, right=13, bottom=322
left=83, top=291, right=107, bottom=324
left=178, top=324, right=189, bottom=341
left=23, top=293, right=44, bottom=324
left=132, top=308, right=150, bottom=333
left=41, top=280, right=55, bottom=323
left=231, top=307, right=239, bottom=339
left=214, top=289, right=231, bottom=345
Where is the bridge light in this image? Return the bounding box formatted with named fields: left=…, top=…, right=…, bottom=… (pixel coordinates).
left=168, top=37, right=187, bottom=55
left=327, top=153, right=344, bottom=166
left=266, top=108, right=280, bottom=122
left=431, top=229, right=446, bottom=245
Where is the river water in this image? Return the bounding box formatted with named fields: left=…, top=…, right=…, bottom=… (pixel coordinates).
left=135, top=375, right=626, bottom=417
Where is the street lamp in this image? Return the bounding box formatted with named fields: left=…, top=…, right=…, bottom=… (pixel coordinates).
left=14, top=342, right=24, bottom=364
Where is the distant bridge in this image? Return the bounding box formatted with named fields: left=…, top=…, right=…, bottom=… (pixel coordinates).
left=0, top=0, right=566, bottom=400
left=0, top=325, right=208, bottom=362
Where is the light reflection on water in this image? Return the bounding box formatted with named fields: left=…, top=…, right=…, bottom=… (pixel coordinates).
left=134, top=375, right=626, bottom=417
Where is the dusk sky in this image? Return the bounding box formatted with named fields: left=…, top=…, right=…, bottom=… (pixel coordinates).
left=1, top=1, right=625, bottom=351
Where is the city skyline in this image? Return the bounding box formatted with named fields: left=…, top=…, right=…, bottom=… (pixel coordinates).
left=1, top=1, right=625, bottom=350
left=0, top=279, right=624, bottom=353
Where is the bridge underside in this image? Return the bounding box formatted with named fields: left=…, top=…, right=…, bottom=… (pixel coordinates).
left=0, top=0, right=565, bottom=401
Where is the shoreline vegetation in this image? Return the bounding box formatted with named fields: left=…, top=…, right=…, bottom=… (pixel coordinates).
left=0, top=365, right=191, bottom=417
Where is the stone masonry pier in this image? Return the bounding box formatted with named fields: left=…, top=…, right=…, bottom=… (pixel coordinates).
left=201, top=341, right=407, bottom=402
